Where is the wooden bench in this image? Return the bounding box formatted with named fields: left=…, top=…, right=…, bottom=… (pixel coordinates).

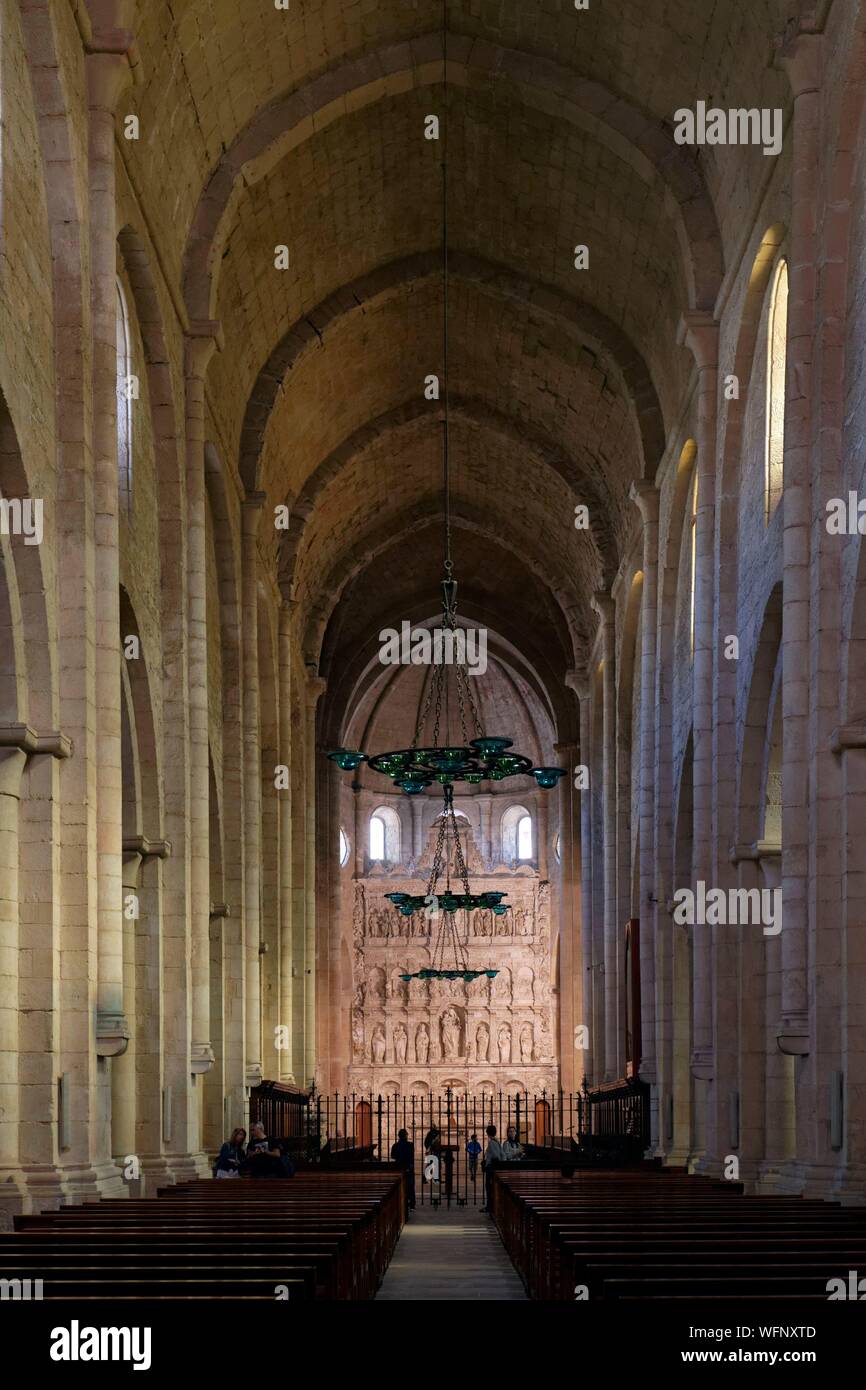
left=1, top=1169, right=404, bottom=1302
left=491, top=1165, right=866, bottom=1300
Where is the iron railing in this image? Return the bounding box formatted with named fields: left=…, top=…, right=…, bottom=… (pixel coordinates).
left=249, top=1079, right=650, bottom=1202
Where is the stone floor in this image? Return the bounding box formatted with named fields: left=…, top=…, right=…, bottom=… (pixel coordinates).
left=375, top=1202, right=529, bottom=1301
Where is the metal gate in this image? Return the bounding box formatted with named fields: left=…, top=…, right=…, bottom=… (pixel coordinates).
left=309, top=1089, right=589, bottom=1206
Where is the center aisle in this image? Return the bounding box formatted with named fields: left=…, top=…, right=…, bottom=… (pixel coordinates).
left=375, top=1203, right=528, bottom=1301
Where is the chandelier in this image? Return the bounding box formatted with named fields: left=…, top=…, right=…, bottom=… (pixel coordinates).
left=325, top=22, right=566, bottom=980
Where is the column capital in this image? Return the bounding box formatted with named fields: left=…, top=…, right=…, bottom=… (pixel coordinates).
left=96, top=1012, right=130, bottom=1058
left=677, top=311, right=719, bottom=370
left=591, top=589, right=615, bottom=624
left=86, top=46, right=134, bottom=112
left=774, top=22, right=823, bottom=98
left=629, top=478, right=660, bottom=524
left=242, top=491, right=267, bottom=538
left=565, top=667, right=591, bottom=702
left=122, top=835, right=172, bottom=859
left=185, top=322, right=222, bottom=379
left=0, top=722, right=72, bottom=759
left=305, top=669, right=327, bottom=708
left=191, top=1043, right=215, bottom=1075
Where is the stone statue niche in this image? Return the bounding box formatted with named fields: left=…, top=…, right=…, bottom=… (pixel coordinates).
left=393, top=1022, right=408, bottom=1065
left=369, top=966, right=386, bottom=1004
left=414, top=1022, right=430, bottom=1065
left=371, top=1023, right=386, bottom=1064
left=440, top=1005, right=464, bottom=1062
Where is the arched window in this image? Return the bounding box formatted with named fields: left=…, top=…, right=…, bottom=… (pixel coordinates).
left=116, top=277, right=133, bottom=514
left=517, top=815, right=533, bottom=860
left=338, top=828, right=350, bottom=867
left=765, top=258, right=788, bottom=524
left=369, top=815, right=385, bottom=861
left=501, top=804, right=533, bottom=863
left=369, top=805, right=401, bottom=864
left=689, top=467, right=698, bottom=659
left=553, top=833, right=561, bottom=864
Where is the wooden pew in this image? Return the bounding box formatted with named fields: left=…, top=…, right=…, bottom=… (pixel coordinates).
left=491, top=1165, right=866, bottom=1300
left=1, top=1169, right=404, bottom=1302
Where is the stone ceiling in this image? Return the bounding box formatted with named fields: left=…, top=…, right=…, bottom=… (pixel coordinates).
left=119, top=0, right=799, bottom=736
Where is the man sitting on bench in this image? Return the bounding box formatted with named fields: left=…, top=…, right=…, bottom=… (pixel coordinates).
left=243, top=1122, right=288, bottom=1178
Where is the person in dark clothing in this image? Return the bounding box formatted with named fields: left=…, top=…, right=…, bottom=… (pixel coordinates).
left=422, top=1126, right=441, bottom=1185
left=390, top=1127, right=416, bottom=1210
left=214, top=1127, right=246, bottom=1178
left=243, top=1121, right=285, bottom=1178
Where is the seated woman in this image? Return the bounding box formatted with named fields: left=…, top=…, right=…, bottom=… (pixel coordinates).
left=214, top=1127, right=246, bottom=1178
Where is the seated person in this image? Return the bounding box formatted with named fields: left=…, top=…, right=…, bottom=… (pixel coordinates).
left=242, top=1121, right=285, bottom=1177
left=214, top=1127, right=246, bottom=1178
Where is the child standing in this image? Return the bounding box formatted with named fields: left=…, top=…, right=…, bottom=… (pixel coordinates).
left=466, top=1133, right=482, bottom=1180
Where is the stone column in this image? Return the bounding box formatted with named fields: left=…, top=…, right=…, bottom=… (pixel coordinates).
left=678, top=314, right=720, bottom=1150
left=775, top=32, right=821, bottom=1066
left=476, top=794, right=494, bottom=865
left=242, top=494, right=265, bottom=1090
left=568, top=673, right=595, bottom=1085
left=185, top=327, right=219, bottom=1083
left=278, top=602, right=294, bottom=1083
left=0, top=748, right=27, bottom=1198
left=631, top=480, right=660, bottom=1145
left=304, top=674, right=326, bottom=1086
left=111, top=848, right=143, bottom=1167
left=88, top=40, right=133, bottom=1062
left=536, top=795, right=549, bottom=880
left=592, top=591, right=618, bottom=1080
left=410, top=796, right=424, bottom=865
left=555, top=740, right=580, bottom=1093
left=353, top=785, right=366, bottom=876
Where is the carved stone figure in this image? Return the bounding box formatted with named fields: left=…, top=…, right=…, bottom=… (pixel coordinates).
left=441, top=1006, right=462, bottom=1060
left=520, top=1023, right=534, bottom=1063
left=493, top=967, right=511, bottom=1002
left=369, top=966, right=385, bottom=1003
left=371, top=1024, right=386, bottom=1064
left=516, top=967, right=534, bottom=1005
left=394, top=1023, right=408, bottom=1065
left=476, top=1021, right=490, bottom=1063
left=415, top=1023, right=430, bottom=1065
left=351, top=1011, right=365, bottom=1062
left=497, top=1023, right=512, bottom=1064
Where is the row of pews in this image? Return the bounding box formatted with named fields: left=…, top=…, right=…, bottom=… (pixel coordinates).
left=0, top=1167, right=405, bottom=1302
left=492, top=1165, right=866, bottom=1300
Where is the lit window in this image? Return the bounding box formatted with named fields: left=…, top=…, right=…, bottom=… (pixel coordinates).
left=116, top=278, right=133, bottom=514
left=553, top=833, right=561, bottom=863
left=517, top=815, right=532, bottom=860
left=339, top=828, right=350, bottom=867
left=765, top=258, right=788, bottom=524
left=369, top=815, right=385, bottom=861
left=369, top=805, right=401, bottom=863
left=689, top=468, right=698, bottom=659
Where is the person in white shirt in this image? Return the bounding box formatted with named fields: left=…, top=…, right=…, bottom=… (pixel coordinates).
left=482, top=1124, right=505, bottom=1212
